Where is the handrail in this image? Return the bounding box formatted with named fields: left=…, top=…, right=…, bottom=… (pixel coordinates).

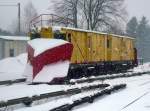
left=29, top=14, right=74, bottom=31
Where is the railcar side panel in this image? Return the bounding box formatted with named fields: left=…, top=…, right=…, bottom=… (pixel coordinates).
left=96, top=34, right=105, bottom=62
left=130, top=39, right=135, bottom=60
left=122, top=38, right=131, bottom=61
left=62, top=29, right=88, bottom=63
left=89, top=33, right=97, bottom=62
left=94, top=33, right=105, bottom=62
left=111, top=36, right=122, bottom=61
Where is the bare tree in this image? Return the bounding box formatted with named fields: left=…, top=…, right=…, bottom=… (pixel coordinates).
left=52, top=0, right=79, bottom=28
left=22, top=2, right=38, bottom=33
left=79, top=0, right=127, bottom=30
left=52, top=0, right=127, bottom=32
left=9, top=2, right=38, bottom=35
left=105, top=21, right=125, bottom=35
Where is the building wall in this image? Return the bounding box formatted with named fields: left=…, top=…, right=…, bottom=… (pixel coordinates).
left=0, top=39, right=3, bottom=59
left=3, top=40, right=27, bottom=58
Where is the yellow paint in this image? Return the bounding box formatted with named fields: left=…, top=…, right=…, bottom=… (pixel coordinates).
left=40, top=27, right=53, bottom=38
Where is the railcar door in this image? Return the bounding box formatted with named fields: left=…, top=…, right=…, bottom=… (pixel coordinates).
left=107, top=35, right=112, bottom=61
left=87, top=33, right=92, bottom=62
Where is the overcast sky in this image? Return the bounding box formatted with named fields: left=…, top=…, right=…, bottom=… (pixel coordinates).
left=0, top=0, right=150, bottom=30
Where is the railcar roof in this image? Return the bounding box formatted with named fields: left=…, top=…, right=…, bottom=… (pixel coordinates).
left=58, top=26, right=135, bottom=40
left=0, top=36, right=30, bottom=41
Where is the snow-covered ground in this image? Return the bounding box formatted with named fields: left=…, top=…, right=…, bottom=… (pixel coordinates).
left=74, top=74, right=150, bottom=111
left=0, top=53, right=27, bottom=81
left=133, top=62, right=150, bottom=72
left=0, top=73, right=148, bottom=111
left=0, top=54, right=150, bottom=111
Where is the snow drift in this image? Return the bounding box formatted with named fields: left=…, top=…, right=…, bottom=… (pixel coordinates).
left=0, top=53, right=27, bottom=81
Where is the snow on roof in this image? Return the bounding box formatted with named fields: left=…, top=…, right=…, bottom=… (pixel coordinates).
left=0, top=36, right=30, bottom=41
left=52, top=26, right=62, bottom=31
left=52, top=26, right=135, bottom=40
left=28, top=38, right=69, bottom=57
left=110, top=34, right=135, bottom=40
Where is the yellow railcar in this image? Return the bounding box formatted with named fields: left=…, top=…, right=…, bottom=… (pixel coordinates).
left=61, top=28, right=106, bottom=64
left=30, top=26, right=137, bottom=78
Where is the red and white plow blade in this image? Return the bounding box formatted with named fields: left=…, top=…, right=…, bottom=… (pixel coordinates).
left=24, top=38, right=73, bottom=83
left=33, top=60, right=70, bottom=83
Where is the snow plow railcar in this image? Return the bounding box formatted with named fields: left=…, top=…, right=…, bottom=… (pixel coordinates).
left=29, top=26, right=138, bottom=80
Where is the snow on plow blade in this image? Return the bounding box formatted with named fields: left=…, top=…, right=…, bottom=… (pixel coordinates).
left=24, top=38, right=73, bottom=83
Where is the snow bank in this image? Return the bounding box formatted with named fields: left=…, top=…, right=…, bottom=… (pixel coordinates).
left=0, top=53, right=27, bottom=81
left=133, top=62, right=150, bottom=72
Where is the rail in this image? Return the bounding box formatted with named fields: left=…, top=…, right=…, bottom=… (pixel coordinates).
left=0, top=83, right=109, bottom=108
left=29, top=14, right=74, bottom=31
left=0, top=71, right=149, bottom=86
left=50, top=84, right=126, bottom=111
left=0, top=78, right=26, bottom=85
left=70, top=71, right=150, bottom=84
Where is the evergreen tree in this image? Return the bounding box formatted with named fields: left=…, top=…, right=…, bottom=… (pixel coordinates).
left=136, top=16, right=149, bottom=61
left=126, top=16, right=150, bottom=62
left=126, top=17, right=138, bottom=37
left=137, top=16, right=148, bottom=38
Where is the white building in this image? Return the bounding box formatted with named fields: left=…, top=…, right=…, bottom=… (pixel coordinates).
left=0, top=36, right=30, bottom=59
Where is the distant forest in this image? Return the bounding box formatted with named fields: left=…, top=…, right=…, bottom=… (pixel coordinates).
left=126, top=16, right=150, bottom=62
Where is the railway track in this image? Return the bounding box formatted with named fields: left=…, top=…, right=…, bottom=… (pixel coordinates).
left=0, top=78, right=26, bottom=86
left=0, top=70, right=149, bottom=110
left=120, top=91, right=150, bottom=110
left=14, top=84, right=126, bottom=111
left=50, top=84, right=126, bottom=111
left=0, top=83, right=109, bottom=110
left=69, top=71, right=150, bottom=84
left=0, top=71, right=149, bottom=87
left=139, top=80, right=150, bottom=86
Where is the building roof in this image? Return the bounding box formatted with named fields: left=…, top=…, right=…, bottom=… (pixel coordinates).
left=0, top=36, right=30, bottom=41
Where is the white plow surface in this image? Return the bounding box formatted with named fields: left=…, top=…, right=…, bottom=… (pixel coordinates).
left=24, top=61, right=70, bottom=83
left=33, top=60, right=70, bottom=83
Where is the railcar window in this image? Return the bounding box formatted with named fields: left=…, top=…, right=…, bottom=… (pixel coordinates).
left=68, top=33, right=71, bottom=42
left=54, top=33, right=66, bottom=40
left=107, top=39, right=110, bottom=48
left=88, top=37, right=91, bottom=48
left=9, top=49, right=14, bottom=57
